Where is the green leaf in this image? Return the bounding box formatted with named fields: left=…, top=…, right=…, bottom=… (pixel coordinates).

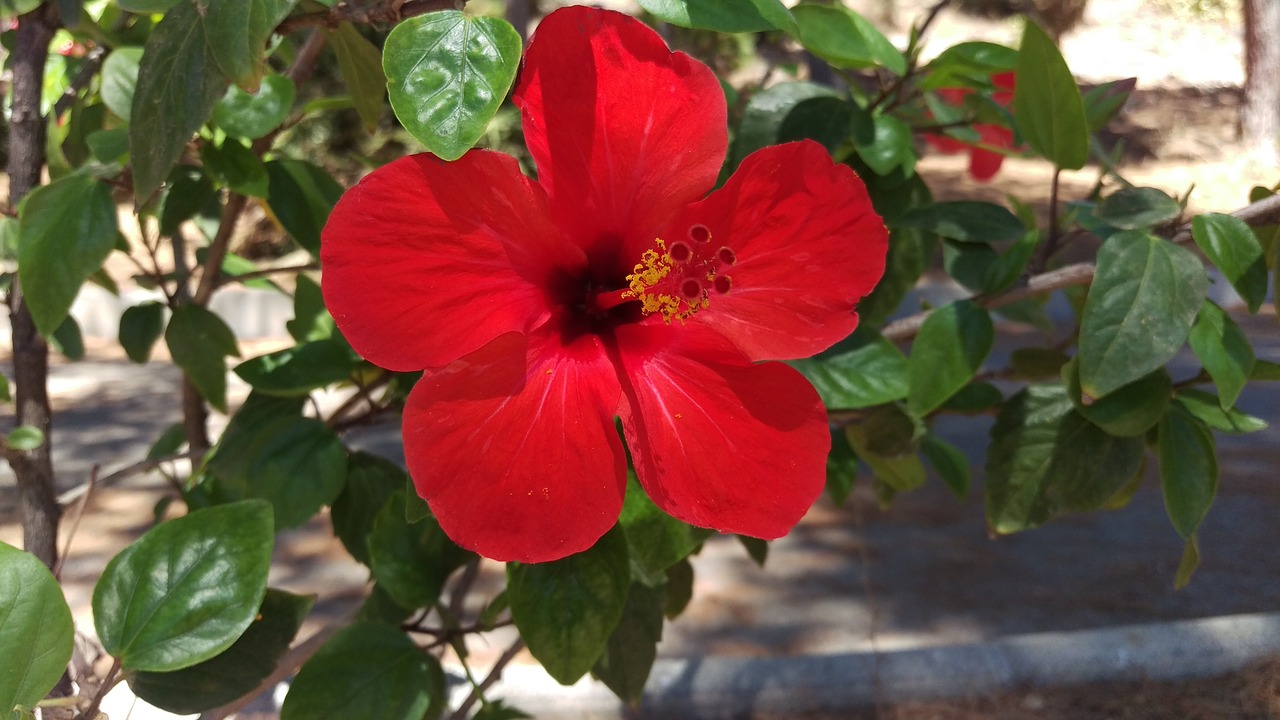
left=730, top=82, right=835, bottom=171
left=794, top=335, right=908, bottom=409
left=791, top=4, right=904, bottom=73
left=636, top=0, right=794, bottom=33
left=368, top=493, right=472, bottom=609
left=233, top=339, right=359, bottom=396
left=983, top=229, right=1040, bottom=293
left=0, top=0, right=41, bottom=18
left=1174, top=389, right=1268, bottom=434
left=50, top=316, right=85, bottom=361
left=93, top=500, right=273, bottom=671
left=826, top=427, right=859, bottom=506
left=87, top=128, right=131, bottom=163
left=117, top=0, right=180, bottom=10
left=1188, top=301, right=1254, bottom=408
left=130, top=1, right=229, bottom=201
left=0, top=543, right=74, bottom=718
left=383, top=11, right=521, bottom=161
left=205, top=410, right=348, bottom=530
left=281, top=621, right=440, bottom=720
left=213, top=75, right=296, bottom=140
left=664, top=559, right=694, bottom=619
left=777, top=96, right=854, bottom=155
left=1094, top=186, right=1181, bottom=230
left=327, top=23, right=385, bottom=132
left=592, top=582, right=664, bottom=703
left=906, top=300, right=994, bottom=416
left=119, top=301, right=167, bottom=364
left=1077, top=231, right=1207, bottom=398
left=922, top=434, right=970, bottom=498
left=508, top=527, right=631, bottom=685
left=1063, top=358, right=1171, bottom=438
left=985, top=385, right=1144, bottom=533
left=6, top=427, right=45, bottom=451
left=1010, top=346, right=1070, bottom=381
left=896, top=200, right=1024, bottom=244
left=618, top=478, right=712, bottom=584
left=737, top=535, right=769, bottom=565
left=845, top=409, right=925, bottom=492
left=158, top=166, right=218, bottom=236
left=0, top=375, right=10, bottom=404
left=1191, top=213, right=1269, bottom=313
left=265, top=160, right=344, bottom=256
left=197, top=0, right=297, bottom=91
left=473, top=701, right=532, bottom=720
left=1012, top=20, right=1088, bottom=169
left=127, top=589, right=313, bottom=714
left=1082, top=77, right=1136, bottom=133
left=165, top=304, right=239, bottom=413
left=330, top=453, right=408, bottom=566
left=101, top=47, right=144, bottom=122
left=1252, top=360, right=1280, bottom=381
left=286, top=274, right=334, bottom=342
left=920, top=41, right=1018, bottom=88
left=1158, top=404, right=1218, bottom=538
left=16, top=173, right=118, bottom=336
left=1174, top=535, right=1200, bottom=589
left=200, top=137, right=270, bottom=198
left=940, top=381, right=1004, bottom=413
left=853, top=114, right=915, bottom=176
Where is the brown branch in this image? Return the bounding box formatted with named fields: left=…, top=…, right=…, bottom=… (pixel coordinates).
left=6, top=3, right=63, bottom=571
left=448, top=639, right=526, bottom=720
left=275, top=0, right=464, bottom=35
left=56, top=450, right=204, bottom=507
left=880, top=193, right=1280, bottom=344
left=217, top=262, right=319, bottom=288
left=51, top=44, right=107, bottom=118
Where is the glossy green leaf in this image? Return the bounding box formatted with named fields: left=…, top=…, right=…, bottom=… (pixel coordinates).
left=636, top=0, right=794, bottom=33
left=854, top=114, right=915, bottom=176
left=87, top=128, right=131, bottom=163
left=1077, top=231, right=1207, bottom=398
left=130, top=1, right=229, bottom=201
left=200, top=137, right=270, bottom=197
left=205, top=411, right=347, bottom=530
left=234, top=339, right=359, bottom=396
left=1063, top=358, right=1171, bottom=438
left=368, top=493, right=472, bottom=610
left=794, top=335, right=908, bottom=409
left=592, top=582, right=664, bottom=703
left=983, top=230, right=1040, bottom=293
left=792, top=4, right=904, bottom=73
left=1174, top=389, right=1268, bottom=434
left=922, top=434, right=970, bottom=498
left=101, top=47, right=143, bottom=122
left=93, top=500, right=273, bottom=672
left=119, top=301, right=167, bottom=364
left=127, top=589, right=313, bottom=714
left=731, top=82, right=836, bottom=170
left=213, top=75, right=296, bottom=139
left=165, top=304, right=239, bottom=413
left=327, top=22, right=385, bottom=131
left=1094, top=186, right=1180, bottom=230
left=845, top=406, right=925, bottom=492
left=986, top=385, right=1144, bottom=533
left=281, top=621, right=440, bottom=720
left=265, top=160, right=344, bottom=256
left=7, top=427, right=45, bottom=452
left=1158, top=404, right=1218, bottom=538
left=1192, top=213, right=1269, bottom=313
left=1188, top=301, right=1254, bottom=408
left=17, top=174, right=118, bottom=337
left=906, top=300, right=994, bottom=416
left=331, top=454, right=408, bottom=566
left=197, top=0, right=297, bottom=91
left=1013, top=20, right=1087, bottom=169
left=777, top=96, right=855, bottom=155
left=896, top=201, right=1024, bottom=244
left=508, top=527, right=630, bottom=685
left=920, top=41, right=1018, bottom=88
left=384, top=11, right=521, bottom=161
left=0, top=542, right=74, bottom=719
left=618, top=478, right=712, bottom=584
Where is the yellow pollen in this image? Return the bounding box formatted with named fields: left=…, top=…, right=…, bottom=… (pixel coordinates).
left=622, top=229, right=735, bottom=324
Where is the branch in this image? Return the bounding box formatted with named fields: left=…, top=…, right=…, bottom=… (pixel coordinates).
left=51, top=44, right=107, bottom=118
left=880, top=193, right=1280, bottom=344
left=448, top=639, right=526, bottom=720
left=217, top=262, right=319, bottom=289
left=56, top=450, right=204, bottom=507
left=275, top=0, right=464, bottom=35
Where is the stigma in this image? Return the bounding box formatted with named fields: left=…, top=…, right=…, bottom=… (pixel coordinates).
left=624, top=224, right=735, bottom=324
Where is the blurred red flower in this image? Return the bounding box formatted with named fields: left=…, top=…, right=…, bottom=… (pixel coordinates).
left=321, top=7, right=887, bottom=562
left=925, top=71, right=1020, bottom=181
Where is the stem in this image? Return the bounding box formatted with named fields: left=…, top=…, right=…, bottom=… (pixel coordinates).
left=217, top=262, right=319, bottom=288
left=51, top=44, right=108, bottom=118
left=448, top=639, right=526, bottom=720
left=275, top=0, right=466, bottom=35
left=6, top=3, right=62, bottom=571
left=56, top=450, right=204, bottom=507
left=1032, top=166, right=1064, bottom=274
left=83, top=656, right=122, bottom=720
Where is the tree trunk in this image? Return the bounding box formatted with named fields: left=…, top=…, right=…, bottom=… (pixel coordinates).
left=6, top=3, right=62, bottom=570
left=1243, top=0, right=1280, bottom=165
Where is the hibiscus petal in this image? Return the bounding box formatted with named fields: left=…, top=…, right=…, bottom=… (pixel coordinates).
left=667, top=140, right=888, bottom=361
left=969, top=125, right=1014, bottom=181
left=404, top=324, right=627, bottom=563
left=513, top=6, right=727, bottom=275
left=321, top=150, right=584, bottom=372
left=612, top=322, right=830, bottom=539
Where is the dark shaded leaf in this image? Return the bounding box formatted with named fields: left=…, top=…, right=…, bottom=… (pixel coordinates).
left=1158, top=404, right=1217, bottom=538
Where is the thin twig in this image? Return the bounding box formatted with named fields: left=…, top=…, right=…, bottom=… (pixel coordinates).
left=51, top=44, right=107, bottom=118
left=56, top=450, right=204, bottom=507
left=448, top=639, right=526, bottom=720
left=1032, top=166, right=1064, bottom=274
left=447, top=557, right=482, bottom=620
left=83, top=656, right=121, bottom=720
left=217, top=262, right=319, bottom=288
left=275, top=0, right=464, bottom=35
left=192, top=193, right=248, bottom=306
left=52, top=465, right=96, bottom=579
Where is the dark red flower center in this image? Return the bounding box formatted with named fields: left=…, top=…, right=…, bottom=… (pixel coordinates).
left=588, top=224, right=736, bottom=323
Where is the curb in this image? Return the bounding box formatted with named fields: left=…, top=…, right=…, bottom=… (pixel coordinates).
left=493, top=611, right=1280, bottom=718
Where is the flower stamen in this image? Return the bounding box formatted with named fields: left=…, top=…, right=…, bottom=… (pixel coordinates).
left=623, top=226, right=735, bottom=324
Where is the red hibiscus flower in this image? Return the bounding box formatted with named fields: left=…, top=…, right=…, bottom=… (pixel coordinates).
left=321, top=7, right=888, bottom=562
left=925, top=71, right=1019, bottom=181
